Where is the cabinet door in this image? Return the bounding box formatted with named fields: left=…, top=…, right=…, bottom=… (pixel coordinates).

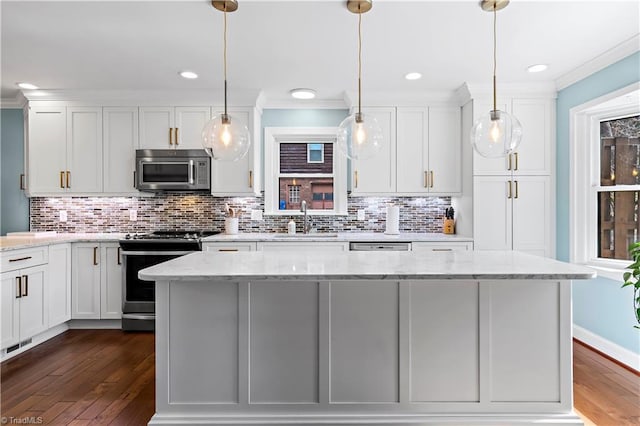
left=351, top=107, right=396, bottom=194
left=103, top=107, right=139, bottom=193
left=473, top=176, right=512, bottom=250
left=27, top=106, right=67, bottom=194
left=210, top=108, right=258, bottom=195
left=204, top=242, right=257, bottom=252
left=48, top=244, right=72, bottom=327
left=101, top=243, right=123, bottom=319
left=175, top=107, right=211, bottom=149
left=139, top=107, right=174, bottom=149
left=429, top=106, right=461, bottom=194
left=411, top=241, right=473, bottom=252
left=257, top=242, right=349, bottom=252
left=67, top=107, right=103, bottom=193
left=472, top=97, right=511, bottom=176
left=71, top=244, right=101, bottom=319
left=511, top=99, right=552, bottom=175
left=396, top=107, right=428, bottom=194
left=19, top=265, right=48, bottom=340
left=0, top=272, right=20, bottom=349
left=511, top=176, right=551, bottom=257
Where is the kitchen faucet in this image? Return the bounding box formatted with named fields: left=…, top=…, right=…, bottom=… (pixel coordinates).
left=300, top=200, right=310, bottom=234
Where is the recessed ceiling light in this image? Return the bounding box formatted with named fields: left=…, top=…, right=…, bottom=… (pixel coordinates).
left=17, top=82, right=38, bottom=90
left=527, top=64, right=548, bottom=73
left=179, top=71, right=198, bottom=79
left=290, top=88, right=316, bottom=99
left=405, top=72, right=422, bottom=81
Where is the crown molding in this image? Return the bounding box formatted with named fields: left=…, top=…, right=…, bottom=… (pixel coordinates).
left=1, top=93, right=27, bottom=109
left=342, top=89, right=461, bottom=108
left=462, top=82, right=557, bottom=100
left=555, top=34, right=640, bottom=91
left=261, top=98, right=348, bottom=110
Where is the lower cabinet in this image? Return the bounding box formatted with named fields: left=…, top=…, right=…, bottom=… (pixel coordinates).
left=1, top=264, right=48, bottom=350
left=48, top=243, right=72, bottom=327
left=411, top=241, right=473, bottom=252
left=257, top=241, right=350, bottom=252
left=71, top=242, right=122, bottom=319
left=203, top=241, right=257, bottom=252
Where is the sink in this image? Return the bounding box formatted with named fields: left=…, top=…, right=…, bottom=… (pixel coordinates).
left=273, top=233, right=339, bottom=238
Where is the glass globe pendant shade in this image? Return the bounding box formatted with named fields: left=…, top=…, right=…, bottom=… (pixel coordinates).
left=470, top=110, right=522, bottom=158
left=201, top=114, right=250, bottom=161
left=337, top=112, right=383, bottom=160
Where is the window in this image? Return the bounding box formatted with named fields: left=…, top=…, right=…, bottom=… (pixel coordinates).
left=570, top=84, right=640, bottom=280
left=307, top=143, right=324, bottom=163
left=264, top=127, right=347, bottom=215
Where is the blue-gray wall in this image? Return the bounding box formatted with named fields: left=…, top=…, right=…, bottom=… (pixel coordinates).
left=1, top=108, right=29, bottom=235
left=556, top=52, right=640, bottom=354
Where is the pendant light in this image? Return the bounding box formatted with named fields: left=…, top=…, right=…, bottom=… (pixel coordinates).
left=202, top=0, right=250, bottom=162
left=470, top=0, right=522, bottom=158
left=337, top=0, right=383, bottom=160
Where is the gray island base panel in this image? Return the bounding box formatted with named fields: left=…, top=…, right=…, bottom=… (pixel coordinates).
left=142, top=251, right=595, bottom=426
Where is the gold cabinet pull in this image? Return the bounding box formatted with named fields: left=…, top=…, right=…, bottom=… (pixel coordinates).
left=93, top=246, right=98, bottom=266
left=354, top=170, right=359, bottom=188
left=508, top=154, right=512, bottom=171
left=219, top=249, right=239, bottom=252
left=514, top=180, right=519, bottom=199
left=249, top=170, right=253, bottom=188
left=169, top=128, right=174, bottom=145
left=423, top=171, right=428, bottom=188
left=16, top=276, right=22, bottom=299
left=430, top=171, right=434, bottom=188
left=514, top=152, right=519, bottom=171
left=117, top=247, right=122, bottom=265
left=22, top=275, right=28, bottom=297
left=432, top=248, right=453, bottom=252
left=175, top=128, right=179, bottom=145
left=507, top=180, right=512, bottom=199
left=66, top=171, right=71, bottom=188
left=19, top=174, right=25, bottom=190
left=60, top=171, right=65, bottom=189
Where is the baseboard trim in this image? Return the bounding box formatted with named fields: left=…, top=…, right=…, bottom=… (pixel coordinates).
left=1, top=323, right=69, bottom=362
left=573, top=324, right=640, bottom=373
left=68, top=319, right=122, bottom=329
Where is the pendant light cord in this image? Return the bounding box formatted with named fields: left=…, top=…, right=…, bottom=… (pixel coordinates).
left=358, top=11, right=362, bottom=117
left=492, top=5, right=497, bottom=112
left=223, top=9, right=228, bottom=117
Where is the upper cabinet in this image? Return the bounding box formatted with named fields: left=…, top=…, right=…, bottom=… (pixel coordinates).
left=351, top=105, right=461, bottom=196
left=139, top=106, right=211, bottom=150
left=103, top=107, right=139, bottom=194
left=210, top=106, right=261, bottom=196
left=67, top=107, right=103, bottom=193
left=472, top=97, right=553, bottom=176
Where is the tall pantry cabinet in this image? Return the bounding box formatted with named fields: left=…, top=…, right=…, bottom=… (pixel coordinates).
left=471, top=96, right=554, bottom=258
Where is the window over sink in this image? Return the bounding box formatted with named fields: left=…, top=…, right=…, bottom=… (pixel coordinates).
left=264, top=127, right=347, bottom=215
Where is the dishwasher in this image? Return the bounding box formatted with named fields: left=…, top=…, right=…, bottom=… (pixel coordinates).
left=349, top=242, right=411, bottom=251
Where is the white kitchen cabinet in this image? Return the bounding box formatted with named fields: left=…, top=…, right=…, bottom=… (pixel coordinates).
left=473, top=175, right=550, bottom=256
left=1, top=263, right=48, bottom=350
left=396, top=106, right=462, bottom=195
left=100, top=243, right=123, bottom=319
left=67, top=107, right=103, bottom=192
left=210, top=107, right=262, bottom=196
left=411, top=241, right=473, bottom=252
left=350, top=107, right=396, bottom=195
left=103, top=107, right=139, bottom=194
left=139, top=106, right=211, bottom=149
left=72, top=243, right=123, bottom=319
left=204, top=241, right=257, bottom=252
left=26, top=106, right=67, bottom=195
left=472, top=97, right=552, bottom=176
left=257, top=241, right=349, bottom=252
left=48, top=243, right=72, bottom=327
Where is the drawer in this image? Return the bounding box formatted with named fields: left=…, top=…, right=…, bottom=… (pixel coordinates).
left=411, top=242, right=473, bottom=252
left=1, top=246, right=49, bottom=272
left=203, top=242, right=257, bottom=252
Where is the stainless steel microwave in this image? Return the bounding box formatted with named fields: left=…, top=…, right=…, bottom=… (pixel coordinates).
left=135, top=149, right=211, bottom=192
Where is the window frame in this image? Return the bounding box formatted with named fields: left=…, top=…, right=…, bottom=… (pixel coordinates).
left=569, top=82, right=640, bottom=280
left=264, top=127, right=347, bottom=216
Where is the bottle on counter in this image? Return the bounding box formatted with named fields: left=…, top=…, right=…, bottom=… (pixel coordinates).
left=288, top=220, right=296, bottom=235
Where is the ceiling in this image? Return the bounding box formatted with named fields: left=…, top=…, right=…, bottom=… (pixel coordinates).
left=1, top=0, right=639, bottom=105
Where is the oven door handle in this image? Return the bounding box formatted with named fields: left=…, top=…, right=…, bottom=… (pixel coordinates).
left=121, top=250, right=197, bottom=256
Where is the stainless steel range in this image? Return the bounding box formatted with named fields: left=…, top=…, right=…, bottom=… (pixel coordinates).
left=119, top=230, right=220, bottom=331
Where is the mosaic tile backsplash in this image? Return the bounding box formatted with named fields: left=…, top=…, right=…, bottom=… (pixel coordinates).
left=30, top=194, right=451, bottom=234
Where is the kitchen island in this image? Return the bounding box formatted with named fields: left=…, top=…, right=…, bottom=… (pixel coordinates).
left=140, top=250, right=595, bottom=426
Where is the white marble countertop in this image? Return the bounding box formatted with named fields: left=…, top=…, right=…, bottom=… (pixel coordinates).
left=139, top=250, right=596, bottom=281
left=202, top=232, right=474, bottom=243
left=0, top=233, right=127, bottom=251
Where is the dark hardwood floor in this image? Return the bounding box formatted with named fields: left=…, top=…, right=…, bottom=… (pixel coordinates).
left=1, top=330, right=638, bottom=425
